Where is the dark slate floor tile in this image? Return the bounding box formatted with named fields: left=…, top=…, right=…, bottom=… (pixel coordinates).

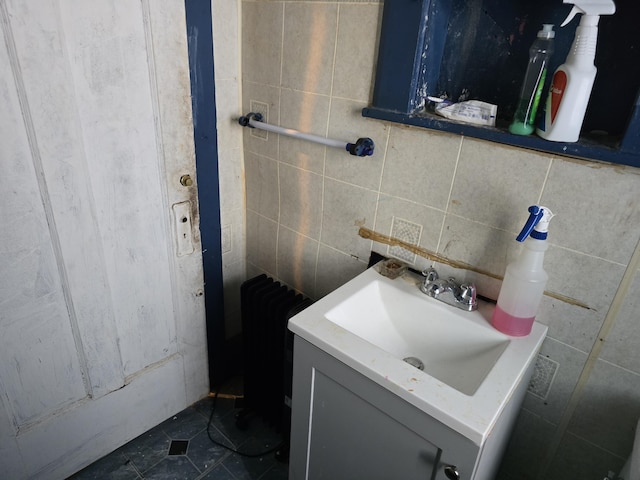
left=142, top=456, right=200, bottom=480
left=159, top=406, right=208, bottom=440
left=221, top=455, right=275, bottom=480
left=199, top=463, right=238, bottom=480
left=211, top=410, right=278, bottom=449
left=118, top=425, right=171, bottom=474
left=186, top=429, right=231, bottom=472
left=68, top=451, right=141, bottom=480
left=221, top=438, right=282, bottom=480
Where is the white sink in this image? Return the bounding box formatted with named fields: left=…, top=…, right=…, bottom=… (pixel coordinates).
left=288, top=264, right=547, bottom=444
left=325, top=278, right=509, bottom=396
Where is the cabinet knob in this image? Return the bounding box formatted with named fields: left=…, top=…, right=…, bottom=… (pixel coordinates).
left=444, top=465, right=460, bottom=480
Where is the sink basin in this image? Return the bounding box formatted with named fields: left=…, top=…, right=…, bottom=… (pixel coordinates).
left=288, top=264, right=547, bottom=444
left=325, top=279, right=509, bottom=395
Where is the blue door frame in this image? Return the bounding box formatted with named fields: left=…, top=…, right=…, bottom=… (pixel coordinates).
left=184, top=0, right=225, bottom=390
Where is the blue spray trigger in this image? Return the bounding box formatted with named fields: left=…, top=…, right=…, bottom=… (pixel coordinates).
left=516, top=205, right=545, bottom=242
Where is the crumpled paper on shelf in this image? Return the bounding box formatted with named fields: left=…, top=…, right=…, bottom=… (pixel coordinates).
left=427, top=96, right=497, bottom=127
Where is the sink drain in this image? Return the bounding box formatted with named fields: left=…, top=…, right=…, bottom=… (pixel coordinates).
left=403, top=356, right=424, bottom=371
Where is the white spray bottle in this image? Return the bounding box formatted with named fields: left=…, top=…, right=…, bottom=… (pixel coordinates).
left=492, top=205, right=555, bottom=337
left=536, top=0, right=615, bottom=142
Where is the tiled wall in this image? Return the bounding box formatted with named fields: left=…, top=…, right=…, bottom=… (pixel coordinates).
left=233, top=1, right=640, bottom=479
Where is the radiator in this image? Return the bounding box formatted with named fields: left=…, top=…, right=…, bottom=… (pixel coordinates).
left=240, top=274, right=312, bottom=432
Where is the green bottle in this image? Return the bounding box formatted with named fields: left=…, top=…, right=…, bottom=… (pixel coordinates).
left=509, top=24, right=555, bottom=135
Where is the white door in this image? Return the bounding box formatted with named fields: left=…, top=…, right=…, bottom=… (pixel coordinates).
left=0, top=1, right=208, bottom=478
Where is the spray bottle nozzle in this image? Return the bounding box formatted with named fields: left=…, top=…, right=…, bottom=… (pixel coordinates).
left=516, top=205, right=554, bottom=242
left=560, top=0, right=616, bottom=27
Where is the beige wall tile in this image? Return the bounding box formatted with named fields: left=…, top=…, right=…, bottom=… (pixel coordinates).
left=279, top=163, right=323, bottom=240
left=548, top=432, right=626, bottom=480
left=246, top=210, right=278, bottom=276
left=321, top=178, right=377, bottom=261
left=315, top=244, right=367, bottom=299
left=282, top=3, right=337, bottom=95
left=277, top=225, right=319, bottom=298
left=452, top=138, right=552, bottom=231
left=333, top=3, right=382, bottom=102
left=245, top=151, right=279, bottom=221
left=567, top=359, right=640, bottom=458
left=381, top=126, right=460, bottom=210
left=242, top=1, right=283, bottom=86
left=543, top=247, right=624, bottom=351
left=541, top=158, right=640, bottom=264
left=600, top=268, right=640, bottom=374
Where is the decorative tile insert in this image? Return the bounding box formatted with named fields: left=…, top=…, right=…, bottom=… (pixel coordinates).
left=388, top=217, right=422, bottom=264
left=249, top=100, right=269, bottom=140
left=528, top=354, right=559, bottom=400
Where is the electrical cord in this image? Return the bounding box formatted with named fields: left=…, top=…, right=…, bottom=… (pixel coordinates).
left=206, top=381, right=284, bottom=458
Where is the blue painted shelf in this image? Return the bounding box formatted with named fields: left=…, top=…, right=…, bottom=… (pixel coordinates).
left=363, top=107, right=640, bottom=168
left=365, top=0, right=640, bottom=169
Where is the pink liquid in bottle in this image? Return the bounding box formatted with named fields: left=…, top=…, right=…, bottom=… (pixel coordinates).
left=492, top=304, right=535, bottom=337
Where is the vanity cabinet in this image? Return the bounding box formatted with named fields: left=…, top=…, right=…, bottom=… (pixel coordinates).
left=289, top=337, right=481, bottom=480
left=287, top=267, right=545, bottom=480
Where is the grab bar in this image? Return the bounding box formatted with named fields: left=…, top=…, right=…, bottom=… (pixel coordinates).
left=238, top=112, right=374, bottom=157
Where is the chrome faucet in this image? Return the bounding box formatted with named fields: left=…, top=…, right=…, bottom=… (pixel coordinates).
left=419, top=267, right=477, bottom=311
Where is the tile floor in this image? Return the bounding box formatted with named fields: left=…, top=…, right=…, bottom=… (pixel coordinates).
left=69, top=395, right=288, bottom=480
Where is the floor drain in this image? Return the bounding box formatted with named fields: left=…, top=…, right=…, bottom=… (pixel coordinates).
left=403, top=356, right=424, bottom=370
left=168, top=440, right=189, bottom=456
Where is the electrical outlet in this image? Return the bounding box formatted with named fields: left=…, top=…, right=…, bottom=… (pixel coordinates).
left=388, top=217, right=422, bottom=264
left=528, top=354, right=559, bottom=400
left=249, top=100, right=269, bottom=139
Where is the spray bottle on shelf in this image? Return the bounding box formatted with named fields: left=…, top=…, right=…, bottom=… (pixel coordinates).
left=492, top=205, right=555, bottom=337
left=509, top=24, right=555, bottom=136
left=536, top=0, right=615, bottom=142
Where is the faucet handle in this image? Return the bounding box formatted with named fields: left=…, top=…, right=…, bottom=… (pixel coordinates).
left=459, top=283, right=478, bottom=310
left=422, top=267, right=439, bottom=283
left=420, top=268, right=440, bottom=295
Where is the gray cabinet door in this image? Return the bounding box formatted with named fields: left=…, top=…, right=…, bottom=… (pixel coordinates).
left=289, top=337, right=480, bottom=480
left=308, top=370, right=440, bottom=479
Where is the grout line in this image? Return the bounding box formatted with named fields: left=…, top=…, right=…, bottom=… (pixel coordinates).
left=370, top=127, right=392, bottom=255
left=537, top=155, right=554, bottom=205
left=538, top=234, right=640, bottom=478
left=313, top=3, right=341, bottom=297
left=434, top=136, right=464, bottom=258
left=564, top=430, right=629, bottom=460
